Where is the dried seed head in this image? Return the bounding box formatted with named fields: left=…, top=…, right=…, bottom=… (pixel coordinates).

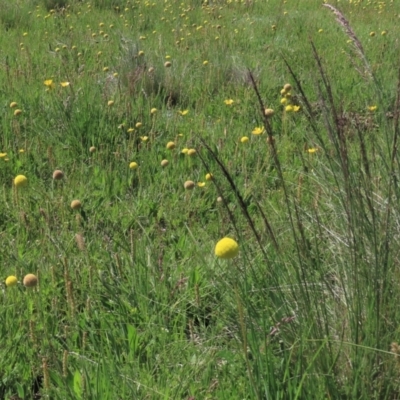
left=53, top=170, right=64, bottom=180
left=71, top=199, right=82, bottom=210
left=184, top=180, right=195, bottom=190
left=23, top=273, right=38, bottom=288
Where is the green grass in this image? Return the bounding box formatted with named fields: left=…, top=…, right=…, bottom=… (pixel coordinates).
left=1, top=0, right=400, bottom=398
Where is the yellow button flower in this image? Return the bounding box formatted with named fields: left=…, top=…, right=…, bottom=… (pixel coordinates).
left=215, top=237, right=239, bottom=259
left=14, top=175, right=28, bottom=188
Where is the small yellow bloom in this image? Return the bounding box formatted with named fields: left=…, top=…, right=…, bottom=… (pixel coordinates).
left=60, top=82, right=70, bottom=87
left=103, top=67, right=109, bottom=72
left=224, top=99, right=234, bottom=105
left=179, top=110, right=189, bottom=116
left=368, top=105, right=377, bottom=112
left=252, top=127, right=264, bottom=135
left=369, top=31, right=375, bottom=37
left=14, top=109, right=22, bottom=116
left=5, top=276, right=18, bottom=287
left=129, top=162, right=138, bottom=169
left=187, top=148, right=196, bottom=156
left=135, top=122, right=142, bottom=128
left=138, top=50, right=145, bottom=56
left=280, top=98, right=288, bottom=105
left=205, top=173, right=213, bottom=181
left=150, top=108, right=157, bottom=114
left=197, top=182, right=206, bottom=187
left=215, top=237, right=239, bottom=259
left=381, top=30, right=387, bottom=36
left=285, top=105, right=294, bottom=112
left=18, top=149, right=25, bottom=153
left=203, top=60, right=208, bottom=65
left=161, top=159, right=169, bottom=167
left=14, top=175, right=28, bottom=188
left=318, top=29, right=323, bottom=33
left=44, top=79, right=55, bottom=89
left=164, top=61, right=172, bottom=68
left=240, top=136, right=249, bottom=143
left=10, top=102, right=18, bottom=108
left=107, top=100, right=114, bottom=106
left=0, top=153, right=7, bottom=158
left=166, top=141, right=175, bottom=150
left=140, top=136, right=149, bottom=142
left=307, top=148, right=318, bottom=154
left=181, top=148, right=189, bottom=154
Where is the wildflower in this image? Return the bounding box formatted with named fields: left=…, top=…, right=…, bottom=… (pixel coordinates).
left=18, top=149, right=24, bottom=153
left=52, top=170, right=64, bottom=180
left=381, top=30, right=387, bottom=36
left=103, top=67, right=109, bottom=72
left=264, top=108, right=274, bottom=117
left=138, top=50, right=144, bottom=56
left=197, top=182, right=206, bottom=187
left=60, top=82, right=70, bottom=87
left=14, top=175, right=28, bottom=188
left=166, top=141, right=175, bottom=150
left=129, top=162, right=138, bottom=169
left=179, top=110, right=189, bottom=116
left=181, top=148, right=189, bottom=154
left=187, top=149, right=196, bottom=156
left=107, top=100, right=114, bottom=107
left=23, top=274, right=38, bottom=288
left=44, top=79, right=55, bottom=89
left=127, top=128, right=134, bottom=133
left=164, top=61, right=172, bottom=68
left=184, top=180, right=195, bottom=190
left=318, top=29, right=323, bottom=33
left=241, top=136, right=249, bottom=143
left=224, top=99, right=234, bottom=105
left=203, top=60, right=208, bottom=65
left=293, top=105, right=301, bottom=112
left=161, top=159, right=169, bottom=167
left=369, top=31, right=375, bottom=37
left=307, top=148, right=318, bottom=154
left=252, top=127, right=264, bottom=135
left=205, top=173, right=213, bottom=181
left=0, top=153, right=7, bottom=158
left=89, top=146, right=96, bottom=153
left=6, top=276, right=18, bottom=287
left=368, top=105, right=377, bottom=112
left=14, top=109, right=22, bottom=116
left=70, top=199, right=82, bottom=210
left=10, top=102, right=18, bottom=108
left=285, top=105, right=294, bottom=112
left=280, top=98, right=287, bottom=105
left=140, top=136, right=149, bottom=142
left=215, top=237, right=239, bottom=259
left=135, top=122, right=142, bottom=128
left=283, top=83, right=292, bottom=92
left=150, top=108, right=157, bottom=114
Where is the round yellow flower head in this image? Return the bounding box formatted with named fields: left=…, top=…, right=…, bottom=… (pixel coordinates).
left=70, top=199, right=82, bottom=210
left=215, top=237, right=239, bottom=259
left=6, top=276, right=18, bottom=287
left=10, top=102, right=18, bottom=108
left=187, top=149, right=196, bottom=156
left=107, top=100, right=114, bottom=107
left=150, top=108, right=157, bottom=115
left=164, top=61, right=172, bottom=68
left=14, top=175, right=28, bottom=188
left=161, top=159, right=169, bottom=167
left=264, top=108, right=274, bottom=118
left=283, top=83, right=292, bottom=92
left=166, top=141, right=175, bottom=150
left=205, top=173, right=213, bottom=181
left=89, top=146, right=96, bottom=153
left=129, top=162, right=138, bottom=169
left=23, top=273, right=38, bottom=288
left=241, top=136, right=249, bottom=143
left=181, top=148, right=189, bottom=154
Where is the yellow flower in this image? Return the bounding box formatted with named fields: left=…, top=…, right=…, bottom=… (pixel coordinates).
left=44, top=79, right=55, bottom=89
left=205, top=173, right=213, bottom=181
left=9, top=102, right=18, bottom=108
left=252, top=127, right=264, bottom=135
left=161, top=159, right=169, bottom=167
left=203, top=60, right=208, bottom=65
left=307, top=148, right=318, bottom=154
left=369, top=31, right=375, bottom=37
left=179, top=110, right=189, bottom=116
left=368, top=105, right=377, bottom=112
left=60, top=82, right=70, bottom=87
left=381, top=30, right=387, bottom=36
left=224, top=99, right=234, bottom=105
left=14, top=175, right=28, bottom=188
left=129, top=162, right=138, bottom=169
left=150, top=108, right=157, bottom=114
left=241, top=136, right=249, bottom=143
left=107, top=100, right=114, bottom=106
left=19, top=149, right=25, bottom=153
left=285, top=105, right=294, bottom=112
left=318, top=29, right=323, bottom=33
left=70, top=199, right=82, bottom=209
left=127, top=128, right=135, bottom=133
left=0, top=153, right=7, bottom=158
left=5, top=276, right=18, bottom=287
left=197, top=182, right=206, bottom=187
left=14, top=109, right=22, bottom=116
left=293, top=105, right=301, bottom=112
left=280, top=98, right=287, bottom=105
left=135, top=122, right=142, bottom=128
left=138, top=50, right=145, bottom=56
left=164, top=61, right=172, bottom=68
left=181, top=148, right=189, bottom=154
left=166, top=141, right=175, bottom=150
left=140, top=136, right=149, bottom=142
left=187, top=149, right=196, bottom=156
left=215, top=237, right=239, bottom=259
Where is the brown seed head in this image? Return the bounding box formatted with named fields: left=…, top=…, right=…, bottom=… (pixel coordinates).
left=23, top=273, right=38, bottom=288
left=71, top=200, right=82, bottom=210
left=184, top=180, right=195, bottom=190
left=53, top=170, right=64, bottom=180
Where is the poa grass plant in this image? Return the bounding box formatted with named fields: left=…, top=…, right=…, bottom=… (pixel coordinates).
left=1, top=0, right=400, bottom=398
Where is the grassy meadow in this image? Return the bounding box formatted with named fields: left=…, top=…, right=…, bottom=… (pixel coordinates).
left=1, top=0, right=400, bottom=398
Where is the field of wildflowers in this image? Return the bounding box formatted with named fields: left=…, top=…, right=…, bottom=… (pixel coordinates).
left=1, top=0, right=400, bottom=398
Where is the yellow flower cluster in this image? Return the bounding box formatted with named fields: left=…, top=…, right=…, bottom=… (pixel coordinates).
left=280, top=83, right=300, bottom=113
